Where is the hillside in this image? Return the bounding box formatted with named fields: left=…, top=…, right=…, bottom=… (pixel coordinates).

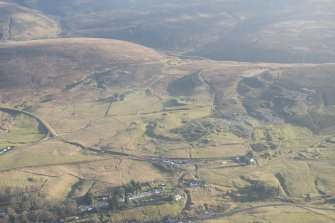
left=0, top=38, right=335, bottom=222
left=0, top=1, right=60, bottom=41
left=0, top=38, right=162, bottom=93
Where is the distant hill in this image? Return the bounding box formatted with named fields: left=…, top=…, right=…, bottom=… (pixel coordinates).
left=6, top=0, right=335, bottom=63
left=0, top=38, right=163, bottom=92
left=0, top=1, right=60, bottom=41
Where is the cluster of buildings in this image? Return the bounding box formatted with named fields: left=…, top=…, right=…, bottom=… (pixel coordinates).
left=79, top=202, right=109, bottom=213
left=118, top=188, right=164, bottom=203
left=159, top=159, right=189, bottom=171
left=79, top=186, right=172, bottom=213
left=187, top=180, right=206, bottom=188
left=161, top=159, right=180, bottom=169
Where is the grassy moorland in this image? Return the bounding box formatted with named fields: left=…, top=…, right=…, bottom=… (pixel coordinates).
left=0, top=38, right=334, bottom=222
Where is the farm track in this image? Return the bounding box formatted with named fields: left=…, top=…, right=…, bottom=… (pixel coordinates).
left=19, top=170, right=58, bottom=178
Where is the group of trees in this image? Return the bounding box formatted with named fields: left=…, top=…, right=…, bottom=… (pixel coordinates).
left=0, top=186, right=79, bottom=223
left=84, top=180, right=143, bottom=211
left=1, top=200, right=78, bottom=223
left=126, top=180, right=142, bottom=194
left=230, top=181, right=280, bottom=202
left=0, top=186, right=44, bottom=210
left=109, top=180, right=142, bottom=210
left=0, top=209, right=50, bottom=223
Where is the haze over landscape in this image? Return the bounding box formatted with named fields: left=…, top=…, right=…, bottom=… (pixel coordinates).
left=0, top=0, right=335, bottom=222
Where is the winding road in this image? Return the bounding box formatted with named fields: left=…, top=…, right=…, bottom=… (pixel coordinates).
left=0, top=107, right=58, bottom=137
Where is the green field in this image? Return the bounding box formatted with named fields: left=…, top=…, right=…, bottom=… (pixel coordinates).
left=0, top=37, right=335, bottom=222
left=0, top=140, right=93, bottom=171
left=0, top=111, right=47, bottom=147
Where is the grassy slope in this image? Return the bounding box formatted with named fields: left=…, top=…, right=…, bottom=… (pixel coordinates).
left=0, top=112, right=46, bottom=147
left=0, top=39, right=335, bottom=221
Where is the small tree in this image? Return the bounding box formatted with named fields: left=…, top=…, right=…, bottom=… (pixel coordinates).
left=110, top=196, right=120, bottom=210
left=136, top=182, right=142, bottom=192
left=85, top=193, right=94, bottom=205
